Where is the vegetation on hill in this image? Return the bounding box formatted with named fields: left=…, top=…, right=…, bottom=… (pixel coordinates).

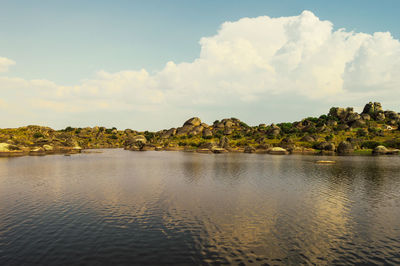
left=1, top=102, right=400, bottom=157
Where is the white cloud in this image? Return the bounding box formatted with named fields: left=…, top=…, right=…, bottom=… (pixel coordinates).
left=1, top=10, right=400, bottom=129
left=0, top=57, right=15, bottom=73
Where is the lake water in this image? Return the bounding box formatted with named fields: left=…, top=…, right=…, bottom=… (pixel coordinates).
left=0, top=149, right=400, bottom=265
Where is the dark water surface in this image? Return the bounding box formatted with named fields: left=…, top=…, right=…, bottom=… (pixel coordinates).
left=1, top=149, right=400, bottom=265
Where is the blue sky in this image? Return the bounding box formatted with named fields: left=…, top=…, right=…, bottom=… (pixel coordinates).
left=2, top=0, right=399, bottom=84
left=1, top=1, right=400, bottom=130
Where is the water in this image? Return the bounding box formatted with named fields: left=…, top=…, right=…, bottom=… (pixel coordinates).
left=0, top=149, right=400, bottom=265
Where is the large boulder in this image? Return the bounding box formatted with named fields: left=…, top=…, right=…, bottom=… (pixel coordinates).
left=43, top=144, right=54, bottom=152
left=362, top=102, right=383, bottom=115
left=224, top=120, right=234, bottom=128
left=337, top=141, right=354, bottom=155
left=161, top=128, right=176, bottom=138
left=0, top=143, right=11, bottom=152
left=372, top=145, right=388, bottom=155
left=0, top=143, right=22, bottom=155
left=190, top=126, right=204, bottom=136
left=183, top=117, right=201, bottom=127
left=301, top=135, right=315, bottom=142
left=202, top=128, right=213, bottom=137
left=176, top=125, right=194, bottom=136
left=267, top=124, right=281, bottom=137
left=376, top=112, right=386, bottom=121
left=125, top=135, right=147, bottom=151
left=384, top=111, right=399, bottom=121
left=268, top=147, right=289, bottom=155
left=315, top=142, right=335, bottom=151
left=279, top=137, right=295, bottom=150
left=361, top=113, right=371, bottom=121
left=244, top=146, right=256, bottom=153
left=199, top=142, right=216, bottom=150
left=372, top=145, right=399, bottom=155
left=329, top=107, right=353, bottom=121
left=214, top=121, right=225, bottom=129
left=223, top=127, right=233, bottom=135
left=346, top=113, right=361, bottom=122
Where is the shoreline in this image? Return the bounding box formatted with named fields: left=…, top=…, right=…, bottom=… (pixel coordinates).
left=1, top=147, right=398, bottom=158
left=1, top=102, right=400, bottom=159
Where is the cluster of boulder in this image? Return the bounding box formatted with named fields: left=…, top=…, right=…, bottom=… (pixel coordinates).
left=328, top=102, right=400, bottom=129
left=1, top=102, right=400, bottom=157
left=124, top=102, right=400, bottom=156
left=158, top=117, right=248, bottom=139
left=0, top=125, right=129, bottom=157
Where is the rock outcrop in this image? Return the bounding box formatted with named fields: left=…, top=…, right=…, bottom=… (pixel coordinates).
left=337, top=141, right=354, bottom=155
left=1, top=101, right=400, bottom=157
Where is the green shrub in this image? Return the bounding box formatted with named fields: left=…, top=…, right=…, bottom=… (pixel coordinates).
left=361, top=141, right=384, bottom=149
left=144, top=131, right=155, bottom=141
left=305, top=117, right=319, bottom=123
left=214, top=130, right=223, bottom=139
left=189, top=141, right=199, bottom=147
left=383, top=139, right=400, bottom=149
left=319, top=114, right=328, bottom=121
left=239, top=122, right=249, bottom=128
left=356, top=128, right=367, bottom=137
left=33, top=132, right=44, bottom=138
left=278, top=122, right=293, bottom=134
left=305, top=126, right=317, bottom=134
left=232, top=132, right=243, bottom=140
left=65, top=126, right=74, bottom=132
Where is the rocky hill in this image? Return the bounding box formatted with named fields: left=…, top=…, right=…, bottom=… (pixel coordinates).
left=1, top=102, right=400, bottom=157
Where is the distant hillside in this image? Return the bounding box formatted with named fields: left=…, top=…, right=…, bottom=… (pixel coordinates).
left=1, top=102, right=400, bottom=157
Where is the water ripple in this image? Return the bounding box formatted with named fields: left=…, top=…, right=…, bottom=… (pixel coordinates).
left=0, top=150, right=400, bottom=264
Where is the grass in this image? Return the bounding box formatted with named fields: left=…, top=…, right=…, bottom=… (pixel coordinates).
left=353, top=149, right=373, bottom=155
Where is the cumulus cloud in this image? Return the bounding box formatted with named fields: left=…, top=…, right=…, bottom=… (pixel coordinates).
left=0, top=57, right=15, bottom=72
left=1, top=10, right=400, bottom=129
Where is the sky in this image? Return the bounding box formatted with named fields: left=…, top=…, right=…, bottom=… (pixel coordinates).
left=1, top=0, right=400, bottom=130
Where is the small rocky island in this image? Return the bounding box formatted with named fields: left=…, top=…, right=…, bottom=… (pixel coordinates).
left=1, top=102, right=400, bottom=157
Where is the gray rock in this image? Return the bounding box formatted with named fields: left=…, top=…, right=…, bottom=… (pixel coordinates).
left=315, top=141, right=335, bottom=151
left=268, top=147, right=289, bottom=155
left=361, top=113, right=371, bottom=121
left=372, top=145, right=388, bottom=155
left=183, top=117, right=202, bottom=127
left=349, top=119, right=366, bottom=128
left=161, top=128, right=176, bottom=138
left=190, top=126, right=204, bottom=136
left=223, top=127, right=233, bottom=135
left=376, top=112, right=385, bottom=121
left=244, top=146, right=256, bottom=153
left=337, top=141, right=354, bottom=154
left=125, top=135, right=147, bottom=150
left=202, top=128, right=213, bottom=137
left=362, top=102, right=383, bottom=115
left=301, top=135, right=315, bottom=142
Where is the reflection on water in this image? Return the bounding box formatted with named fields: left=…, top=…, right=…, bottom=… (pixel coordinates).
left=0, top=149, right=400, bottom=264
